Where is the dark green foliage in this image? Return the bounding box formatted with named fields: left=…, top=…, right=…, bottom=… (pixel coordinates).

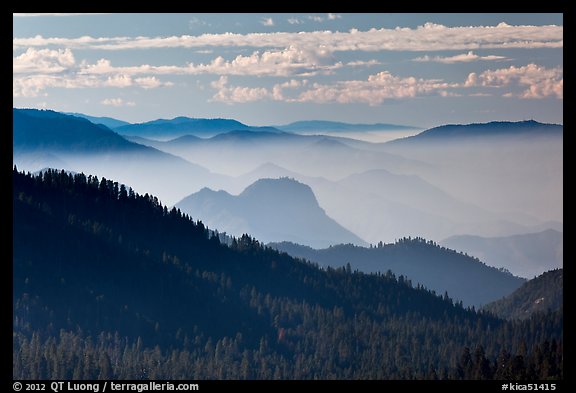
left=269, top=241, right=525, bottom=308
left=482, top=269, right=563, bottom=320
left=13, top=168, right=562, bottom=380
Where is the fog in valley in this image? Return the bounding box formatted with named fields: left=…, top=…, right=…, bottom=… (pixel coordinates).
left=13, top=111, right=562, bottom=278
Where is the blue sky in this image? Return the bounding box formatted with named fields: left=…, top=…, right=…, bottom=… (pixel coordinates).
left=13, top=13, right=563, bottom=127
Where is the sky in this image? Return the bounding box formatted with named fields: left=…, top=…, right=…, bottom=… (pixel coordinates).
left=13, top=13, right=563, bottom=127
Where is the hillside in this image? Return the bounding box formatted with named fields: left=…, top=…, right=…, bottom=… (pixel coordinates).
left=441, top=230, right=563, bottom=279
left=378, top=120, right=563, bottom=232
left=13, top=108, right=230, bottom=206
left=268, top=240, right=525, bottom=308
left=66, top=112, right=131, bottom=129
left=114, top=117, right=283, bottom=139
left=176, top=177, right=366, bottom=248
left=14, top=109, right=137, bottom=152
left=277, top=120, right=418, bottom=133
left=482, top=269, right=563, bottom=320
left=388, top=120, right=563, bottom=145
left=13, top=168, right=562, bottom=379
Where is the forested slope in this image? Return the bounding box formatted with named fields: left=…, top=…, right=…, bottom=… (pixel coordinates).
left=13, top=168, right=562, bottom=379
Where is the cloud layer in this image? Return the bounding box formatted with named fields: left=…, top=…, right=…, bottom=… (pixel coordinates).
left=13, top=20, right=563, bottom=108
left=414, top=51, right=509, bottom=64
left=210, top=65, right=563, bottom=105
left=13, top=23, right=562, bottom=52
left=466, top=64, right=563, bottom=99
left=13, top=48, right=173, bottom=98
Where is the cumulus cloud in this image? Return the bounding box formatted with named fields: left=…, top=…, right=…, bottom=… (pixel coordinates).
left=13, top=23, right=563, bottom=52
left=189, top=16, right=210, bottom=28
left=210, top=70, right=459, bottom=105
left=464, top=72, right=478, bottom=87
left=287, top=17, right=303, bottom=25
left=210, top=76, right=308, bottom=104
left=202, top=61, right=564, bottom=105
left=193, top=46, right=340, bottom=76
left=308, top=15, right=324, bottom=23
left=79, top=46, right=342, bottom=77
left=328, top=13, right=342, bottom=20
left=105, top=74, right=133, bottom=88
left=13, top=48, right=172, bottom=97
left=135, top=76, right=166, bottom=89
left=13, top=75, right=101, bottom=97
left=261, top=17, right=274, bottom=26
left=101, top=98, right=135, bottom=107
left=211, top=76, right=272, bottom=103
left=13, top=48, right=75, bottom=74
left=296, top=71, right=459, bottom=105
left=413, top=51, right=508, bottom=63
left=465, top=63, right=563, bottom=99
left=346, top=60, right=381, bottom=67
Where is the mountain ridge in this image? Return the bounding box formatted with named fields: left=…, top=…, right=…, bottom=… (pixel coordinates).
left=387, top=120, right=562, bottom=145
left=66, top=112, right=131, bottom=129
left=176, top=177, right=367, bottom=248
left=115, top=117, right=285, bottom=139
left=12, top=108, right=232, bottom=206
left=441, top=229, right=563, bottom=279
left=269, top=239, right=525, bottom=308
left=12, top=167, right=562, bottom=380
left=482, top=269, right=563, bottom=320
left=276, top=120, right=420, bottom=133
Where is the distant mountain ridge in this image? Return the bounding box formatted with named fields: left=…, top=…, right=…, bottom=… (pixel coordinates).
left=269, top=239, right=525, bottom=308
left=482, top=269, right=562, bottom=320
left=176, top=177, right=367, bottom=248
left=14, top=168, right=563, bottom=380
left=441, top=229, right=563, bottom=279
left=115, top=117, right=284, bottom=139
left=14, top=109, right=139, bottom=152
left=66, top=112, right=131, bottom=129
left=277, top=120, right=419, bottom=133
left=388, top=120, right=562, bottom=144
left=12, top=108, right=231, bottom=206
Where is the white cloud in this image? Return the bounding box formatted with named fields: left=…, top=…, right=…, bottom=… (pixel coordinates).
left=261, top=17, right=274, bottom=26
left=327, top=13, right=342, bottom=20
left=287, top=18, right=302, bottom=25
left=13, top=48, right=75, bottom=74
left=193, top=47, right=340, bottom=76
left=346, top=60, right=381, bottom=67
left=210, top=70, right=459, bottom=105
left=438, top=91, right=462, bottom=97
left=80, top=46, right=342, bottom=77
left=101, top=98, right=135, bottom=107
left=466, top=63, right=563, bottom=99
left=134, top=76, right=165, bottom=89
left=211, top=76, right=272, bottom=103
left=464, top=72, right=478, bottom=87
left=413, top=51, right=508, bottom=63
left=209, top=63, right=562, bottom=105
left=13, top=23, right=562, bottom=51
left=105, top=74, right=133, bottom=88
left=210, top=76, right=308, bottom=104
left=189, top=17, right=210, bottom=28
left=296, top=71, right=459, bottom=105
left=13, top=49, right=172, bottom=97
left=13, top=75, right=101, bottom=97
left=307, top=15, right=324, bottom=23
